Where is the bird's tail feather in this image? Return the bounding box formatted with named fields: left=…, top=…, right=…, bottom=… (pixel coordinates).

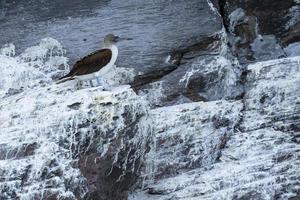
left=56, top=76, right=75, bottom=84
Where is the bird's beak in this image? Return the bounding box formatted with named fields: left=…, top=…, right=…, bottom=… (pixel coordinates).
left=117, top=37, right=133, bottom=42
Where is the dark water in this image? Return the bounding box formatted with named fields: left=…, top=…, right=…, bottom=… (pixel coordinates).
left=0, top=0, right=221, bottom=73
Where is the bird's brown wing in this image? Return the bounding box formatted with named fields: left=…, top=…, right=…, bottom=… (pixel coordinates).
left=61, top=49, right=112, bottom=79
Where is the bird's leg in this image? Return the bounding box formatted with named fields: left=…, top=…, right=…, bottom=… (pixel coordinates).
left=89, top=80, right=94, bottom=87
left=96, top=77, right=102, bottom=86
left=93, top=77, right=111, bottom=90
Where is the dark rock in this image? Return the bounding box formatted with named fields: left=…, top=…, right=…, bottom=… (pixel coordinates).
left=1, top=0, right=225, bottom=106
left=145, top=100, right=242, bottom=180
left=282, top=22, right=300, bottom=46
left=1, top=1, right=300, bottom=200
left=138, top=55, right=243, bottom=107
left=79, top=114, right=149, bottom=200
left=220, top=0, right=299, bottom=43
left=233, top=191, right=263, bottom=200
left=67, top=102, right=82, bottom=110
left=290, top=195, right=300, bottom=200
left=0, top=87, right=152, bottom=199
left=130, top=56, right=300, bottom=200
left=0, top=142, right=37, bottom=160
left=220, top=0, right=300, bottom=63
left=4, top=88, right=24, bottom=97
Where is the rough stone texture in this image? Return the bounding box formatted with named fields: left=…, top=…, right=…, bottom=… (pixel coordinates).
left=129, top=56, right=300, bottom=200
left=220, top=0, right=299, bottom=40
left=137, top=55, right=244, bottom=107
left=0, top=85, right=152, bottom=200
left=1, top=1, right=300, bottom=200
left=242, top=56, right=300, bottom=133
left=0, top=0, right=226, bottom=106
left=3, top=0, right=298, bottom=106
left=220, top=0, right=300, bottom=63
left=144, top=100, right=243, bottom=180
left=0, top=42, right=152, bottom=200
left=0, top=0, right=222, bottom=69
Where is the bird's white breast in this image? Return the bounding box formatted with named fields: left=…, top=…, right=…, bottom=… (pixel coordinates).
left=75, top=45, right=118, bottom=81
left=95, top=44, right=118, bottom=76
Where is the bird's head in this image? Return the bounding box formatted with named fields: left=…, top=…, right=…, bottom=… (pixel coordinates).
left=104, top=34, right=132, bottom=46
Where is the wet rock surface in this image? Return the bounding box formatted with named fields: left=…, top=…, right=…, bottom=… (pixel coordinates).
left=146, top=100, right=243, bottom=180
left=0, top=41, right=152, bottom=199
left=1, top=0, right=224, bottom=106
left=2, top=0, right=299, bottom=105
left=0, top=0, right=300, bottom=200
left=220, top=0, right=300, bottom=63
left=129, top=56, right=300, bottom=200
left=0, top=84, right=152, bottom=200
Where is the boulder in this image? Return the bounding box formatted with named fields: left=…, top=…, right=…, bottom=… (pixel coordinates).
left=129, top=56, right=300, bottom=200
left=0, top=44, right=152, bottom=199
left=219, top=0, right=300, bottom=63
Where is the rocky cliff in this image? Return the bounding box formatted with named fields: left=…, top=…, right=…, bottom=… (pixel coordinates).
left=0, top=0, right=300, bottom=199
left=130, top=56, right=300, bottom=200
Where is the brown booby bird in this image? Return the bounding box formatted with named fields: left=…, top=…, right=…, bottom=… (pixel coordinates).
left=57, top=34, right=131, bottom=87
